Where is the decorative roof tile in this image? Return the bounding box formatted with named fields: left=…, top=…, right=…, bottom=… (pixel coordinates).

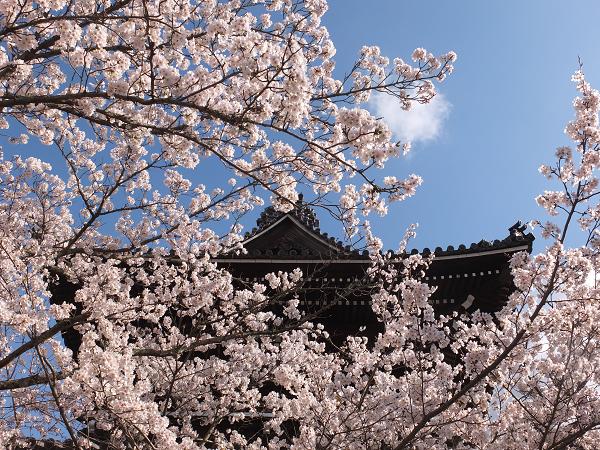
left=250, top=193, right=319, bottom=236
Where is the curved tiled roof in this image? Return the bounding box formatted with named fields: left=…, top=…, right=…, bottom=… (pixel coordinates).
left=402, top=221, right=534, bottom=258
left=236, top=199, right=535, bottom=261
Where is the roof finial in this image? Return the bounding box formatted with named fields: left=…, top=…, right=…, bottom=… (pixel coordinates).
left=509, top=221, right=527, bottom=236
left=254, top=192, right=319, bottom=233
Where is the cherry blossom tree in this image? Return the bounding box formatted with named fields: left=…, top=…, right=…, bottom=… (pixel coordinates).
left=0, top=0, right=599, bottom=449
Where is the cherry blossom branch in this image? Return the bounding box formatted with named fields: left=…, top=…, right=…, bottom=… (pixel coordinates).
left=0, top=313, right=90, bottom=371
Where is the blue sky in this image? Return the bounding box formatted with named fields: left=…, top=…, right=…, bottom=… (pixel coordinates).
left=4, top=2, right=600, bottom=253
left=319, top=0, right=600, bottom=252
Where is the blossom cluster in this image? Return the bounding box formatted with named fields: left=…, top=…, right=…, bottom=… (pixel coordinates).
left=2, top=0, right=600, bottom=449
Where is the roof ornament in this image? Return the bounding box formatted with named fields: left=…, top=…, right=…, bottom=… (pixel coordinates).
left=508, top=221, right=528, bottom=238
left=255, top=193, right=320, bottom=233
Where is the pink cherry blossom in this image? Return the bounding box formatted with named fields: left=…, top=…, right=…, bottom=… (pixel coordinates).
left=2, top=1, right=600, bottom=449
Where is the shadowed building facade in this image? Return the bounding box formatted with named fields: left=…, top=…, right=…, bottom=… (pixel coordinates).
left=215, top=198, right=535, bottom=343
left=45, top=198, right=535, bottom=448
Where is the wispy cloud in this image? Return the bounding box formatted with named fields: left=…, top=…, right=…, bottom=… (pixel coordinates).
left=370, top=92, right=451, bottom=144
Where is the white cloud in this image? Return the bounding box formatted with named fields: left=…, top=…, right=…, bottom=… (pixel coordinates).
left=370, top=92, right=451, bottom=143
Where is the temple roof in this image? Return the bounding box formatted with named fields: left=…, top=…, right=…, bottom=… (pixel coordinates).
left=223, top=198, right=535, bottom=261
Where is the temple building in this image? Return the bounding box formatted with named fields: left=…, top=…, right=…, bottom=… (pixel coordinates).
left=45, top=198, right=535, bottom=448
left=215, top=197, right=535, bottom=342
left=52, top=195, right=535, bottom=354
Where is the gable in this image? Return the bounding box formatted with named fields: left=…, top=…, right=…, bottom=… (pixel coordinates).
left=243, top=215, right=345, bottom=259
